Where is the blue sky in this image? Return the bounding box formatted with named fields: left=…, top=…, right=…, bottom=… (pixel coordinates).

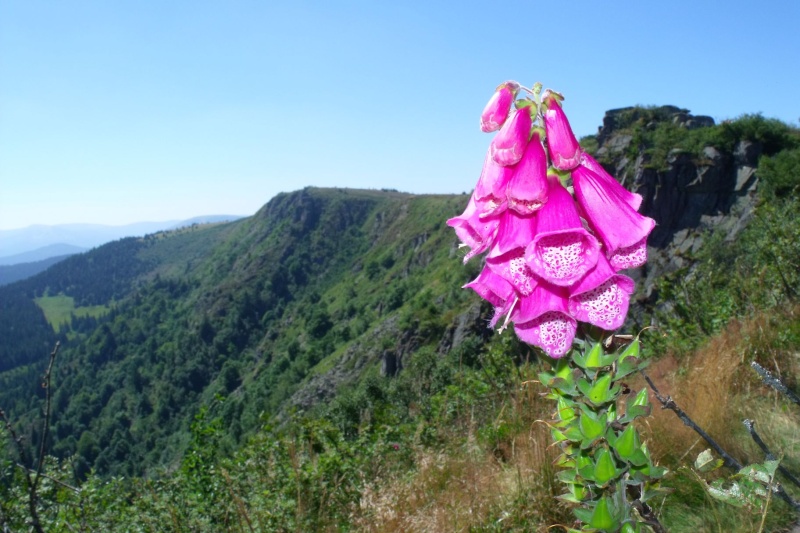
left=1, top=0, right=798, bottom=229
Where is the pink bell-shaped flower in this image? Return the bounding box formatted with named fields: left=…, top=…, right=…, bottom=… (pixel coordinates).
left=446, top=193, right=501, bottom=263
left=506, top=131, right=549, bottom=216
left=474, top=148, right=514, bottom=219
left=486, top=246, right=537, bottom=297
left=543, top=94, right=581, bottom=171
left=568, top=254, right=635, bottom=330
left=491, top=106, right=532, bottom=166
left=490, top=209, right=537, bottom=258
left=524, top=175, right=600, bottom=286
left=480, top=81, right=520, bottom=133
left=573, top=164, right=655, bottom=270
left=512, top=282, right=576, bottom=358
left=464, top=266, right=516, bottom=328
left=580, top=153, right=642, bottom=211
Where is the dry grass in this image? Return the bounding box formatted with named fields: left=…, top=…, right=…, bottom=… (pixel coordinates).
left=353, top=378, right=573, bottom=532
left=638, top=306, right=800, bottom=469
left=632, top=306, right=800, bottom=531
left=355, top=305, right=800, bottom=532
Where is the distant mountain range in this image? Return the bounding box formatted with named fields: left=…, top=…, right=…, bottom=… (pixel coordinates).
left=0, top=215, right=245, bottom=265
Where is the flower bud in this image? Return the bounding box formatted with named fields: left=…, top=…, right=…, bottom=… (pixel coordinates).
left=491, top=106, right=533, bottom=167
left=480, top=81, right=520, bottom=133
left=506, top=131, right=548, bottom=215
left=543, top=94, right=581, bottom=170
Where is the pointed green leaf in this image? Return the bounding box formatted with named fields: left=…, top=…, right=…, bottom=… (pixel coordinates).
left=577, top=377, right=593, bottom=398
left=589, top=373, right=614, bottom=404
left=618, top=337, right=640, bottom=362
left=579, top=409, right=605, bottom=441
left=573, top=507, right=594, bottom=525
left=589, top=496, right=618, bottom=530
left=616, top=355, right=644, bottom=379
left=594, top=448, right=621, bottom=486
left=631, top=387, right=649, bottom=407
left=618, top=388, right=651, bottom=422
left=557, top=470, right=578, bottom=483
left=614, top=424, right=639, bottom=459
left=620, top=522, right=641, bottom=533
left=557, top=396, right=576, bottom=422
left=584, top=342, right=604, bottom=367
left=575, top=341, right=616, bottom=369
left=606, top=402, right=618, bottom=424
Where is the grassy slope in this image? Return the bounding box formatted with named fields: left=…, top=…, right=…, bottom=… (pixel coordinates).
left=34, top=295, right=109, bottom=332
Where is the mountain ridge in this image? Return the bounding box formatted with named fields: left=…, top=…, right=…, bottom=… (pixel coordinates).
left=0, top=215, right=245, bottom=262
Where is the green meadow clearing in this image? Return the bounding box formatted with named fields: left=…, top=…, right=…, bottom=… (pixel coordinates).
left=34, top=294, right=109, bottom=332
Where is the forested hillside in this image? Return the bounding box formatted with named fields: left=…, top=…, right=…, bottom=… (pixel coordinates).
left=0, top=189, right=484, bottom=478
left=2, top=109, right=800, bottom=531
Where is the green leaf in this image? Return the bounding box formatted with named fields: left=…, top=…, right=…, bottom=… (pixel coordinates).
left=557, top=396, right=576, bottom=422
left=578, top=408, right=606, bottom=441
left=620, top=522, right=641, bottom=533
left=514, top=99, right=536, bottom=110
left=613, top=424, right=639, bottom=459
left=695, top=449, right=724, bottom=473
left=618, top=388, right=651, bottom=423
left=588, top=372, right=619, bottom=405
left=574, top=342, right=617, bottom=369
left=707, top=480, right=751, bottom=507
left=594, top=448, right=621, bottom=486
left=589, top=496, right=619, bottom=530
left=615, top=355, right=645, bottom=380
left=618, top=337, right=640, bottom=362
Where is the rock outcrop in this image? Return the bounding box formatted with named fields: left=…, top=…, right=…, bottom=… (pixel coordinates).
left=592, top=107, right=762, bottom=314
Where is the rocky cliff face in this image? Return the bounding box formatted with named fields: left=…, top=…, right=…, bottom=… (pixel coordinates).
left=592, top=106, right=762, bottom=311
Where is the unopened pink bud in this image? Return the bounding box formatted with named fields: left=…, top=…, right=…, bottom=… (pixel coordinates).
left=491, top=107, right=532, bottom=167
left=506, top=131, right=548, bottom=215
left=480, top=81, right=520, bottom=133
left=543, top=95, right=581, bottom=171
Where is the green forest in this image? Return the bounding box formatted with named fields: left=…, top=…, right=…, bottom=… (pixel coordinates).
left=2, top=109, right=800, bottom=531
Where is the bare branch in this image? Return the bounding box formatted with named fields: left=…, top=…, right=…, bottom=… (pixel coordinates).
left=34, top=341, right=60, bottom=490
left=641, top=371, right=742, bottom=470
left=743, top=419, right=800, bottom=490
left=641, top=371, right=800, bottom=511
left=751, top=362, right=800, bottom=407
